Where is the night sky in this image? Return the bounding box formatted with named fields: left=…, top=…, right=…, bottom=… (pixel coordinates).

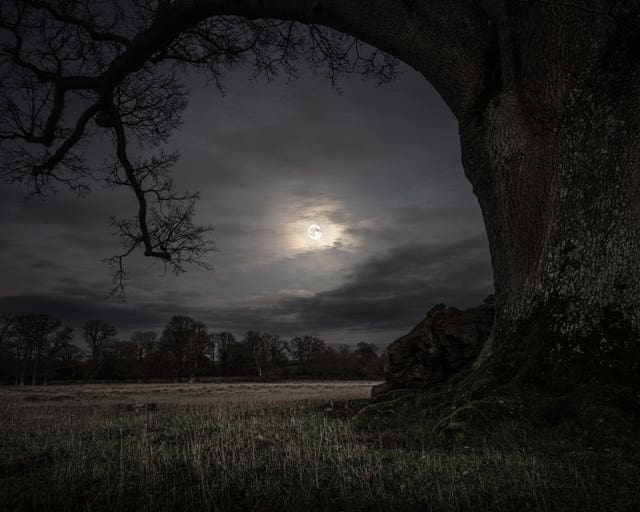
left=0, top=60, right=493, bottom=346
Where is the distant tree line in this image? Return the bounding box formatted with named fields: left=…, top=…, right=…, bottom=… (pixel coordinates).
left=0, top=314, right=384, bottom=385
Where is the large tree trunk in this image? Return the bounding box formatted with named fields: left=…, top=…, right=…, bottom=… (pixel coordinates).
left=464, top=89, right=640, bottom=381
left=443, top=6, right=640, bottom=437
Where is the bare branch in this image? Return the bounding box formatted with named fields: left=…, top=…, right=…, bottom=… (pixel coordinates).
left=104, top=102, right=213, bottom=297
left=23, top=0, right=131, bottom=47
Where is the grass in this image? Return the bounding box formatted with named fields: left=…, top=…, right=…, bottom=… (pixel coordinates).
left=0, top=381, right=638, bottom=511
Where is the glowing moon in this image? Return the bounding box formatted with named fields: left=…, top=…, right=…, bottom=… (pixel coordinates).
left=307, top=224, right=322, bottom=240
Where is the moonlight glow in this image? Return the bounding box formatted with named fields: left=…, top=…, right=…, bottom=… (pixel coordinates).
left=307, top=224, right=323, bottom=240
left=285, top=199, right=353, bottom=253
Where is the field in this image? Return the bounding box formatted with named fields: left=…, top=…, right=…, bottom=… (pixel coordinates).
left=1, top=381, right=638, bottom=512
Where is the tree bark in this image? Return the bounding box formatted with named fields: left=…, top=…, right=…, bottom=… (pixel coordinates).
left=457, top=4, right=640, bottom=395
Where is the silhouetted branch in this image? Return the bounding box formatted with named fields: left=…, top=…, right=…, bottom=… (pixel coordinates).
left=0, top=0, right=398, bottom=294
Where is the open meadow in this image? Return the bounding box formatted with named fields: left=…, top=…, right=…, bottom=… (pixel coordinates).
left=1, top=381, right=638, bottom=512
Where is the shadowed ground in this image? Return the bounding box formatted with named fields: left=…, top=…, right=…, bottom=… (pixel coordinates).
left=0, top=381, right=638, bottom=511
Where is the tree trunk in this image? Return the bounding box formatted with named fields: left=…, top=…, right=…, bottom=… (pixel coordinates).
left=31, top=357, right=38, bottom=386
left=445, top=7, right=640, bottom=437
left=210, top=340, right=216, bottom=377
left=462, top=88, right=640, bottom=372
left=255, top=354, right=263, bottom=380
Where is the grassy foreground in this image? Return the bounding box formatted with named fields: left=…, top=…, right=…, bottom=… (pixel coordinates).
left=0, top=381, right=638, bottom=511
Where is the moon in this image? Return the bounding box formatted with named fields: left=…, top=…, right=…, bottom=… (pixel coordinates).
left=307, top=224, right=322, bottom=240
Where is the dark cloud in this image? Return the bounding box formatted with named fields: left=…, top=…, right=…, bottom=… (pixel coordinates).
left=206, top=237, right=492, bottom=336
left=29, top=259, right=63, bottom=270
left=279, top=257, right=491, bottom=331
left=0, top=181, right=124, bottom=230
left=0, top=236, right=492, bottom=345
left=0, top=293, right=164, bottom=331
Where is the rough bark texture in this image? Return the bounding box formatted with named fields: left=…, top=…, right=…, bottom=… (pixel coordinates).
left=458, top=5, right=640, bottom=396
left=375, top=298, right=494, bottom=394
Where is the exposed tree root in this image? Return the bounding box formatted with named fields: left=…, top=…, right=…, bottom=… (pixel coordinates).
left=356, top=367, right=640, bottom=450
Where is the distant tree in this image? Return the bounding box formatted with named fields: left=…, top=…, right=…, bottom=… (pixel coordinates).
left=83, top=320, right=117, bottom=363
left=354, top=342, right=382, bottom=377
left=57, top=339, right=84, bottom=363
left=101, top=339, right=140, bottom=379
left=335, top=344, right=356, bottom=376
left=205, top=332, right=216, bottom=376
left=266, top=334, right=289, bottom=370
left=42, top=326, right=74, bottom=385
left=159, top=316, right=208, bottom=378
left=337, top=344, right=352, bottom=360
left=215, top=332, right=239, bottom=376
left=244, top=330, right=266, bottom=379
left=242, top=331, right=289, bottom=379
left=11, top=320, right=31, bottom=385
left=14, top=314, right=67, bottom=385
left=290, top=335, right=326, bottom=375
left=190, top=325, right=210, bottom=378
left=130, top=331, right=158, bottom=360
left=0, top=316, right=15, bottom=359
left=105, top=339, right=139, bottom=360
left=355, top=342, right=378, bottom=359
left=53, top=338, right=84, bottom=382
left=0, top=316, right=17, bottom=383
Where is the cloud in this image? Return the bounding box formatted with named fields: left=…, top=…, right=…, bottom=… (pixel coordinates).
left=202, top=236, right=493, bottom=335
left=29, top=259, right=63, bottom=270
left=0, top=293, right=165, bottom=332
left=0, top=235, right=492, bottom=344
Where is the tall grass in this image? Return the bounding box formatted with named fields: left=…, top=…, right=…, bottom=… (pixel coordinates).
left=0, top=383, right=638, bottom=511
